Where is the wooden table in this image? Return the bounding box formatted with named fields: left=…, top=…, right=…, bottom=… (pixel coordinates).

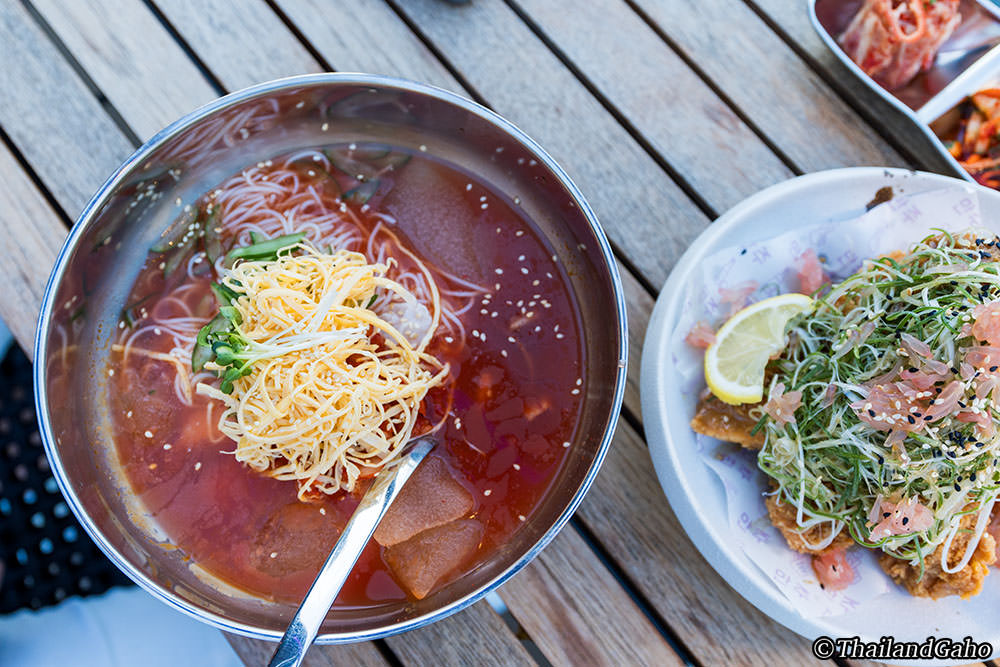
left=0, top=1, right=987, bottom=666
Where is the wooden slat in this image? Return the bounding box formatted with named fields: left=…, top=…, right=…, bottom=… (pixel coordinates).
left=376, top=0, right=712, bottom=289
left=513, top=0, right=794, bottom=211
left=499, top=524, right=683, bottom=666
left=31, top=0, right=218, bottom=141
left=273, top=0, right=463, bottom=93
left=748, top=0, right=956, bottom=174
left=0, top=141, right=66, bottom=357
left=151, top=0, right=323, bottom=91
left=619, top=262, right=653, bottom=422
left=576, top=420, right=825, bottom=665
left=0, top=1, right=133, bottom=216
left=628, top=0, right=909, bottom=173
left=225, top=635, right=389, bottom=667
left=384, top=601, right=535, bottom=666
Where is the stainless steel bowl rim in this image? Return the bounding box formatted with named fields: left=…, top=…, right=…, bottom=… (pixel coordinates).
left=33, top=72, right=628, bottom=643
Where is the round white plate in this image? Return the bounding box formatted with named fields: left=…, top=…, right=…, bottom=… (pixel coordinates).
left=640, top=168, right=1000, bottom=665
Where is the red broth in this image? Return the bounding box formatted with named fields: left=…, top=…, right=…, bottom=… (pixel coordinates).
left=107, top=148, right=584, bottom=606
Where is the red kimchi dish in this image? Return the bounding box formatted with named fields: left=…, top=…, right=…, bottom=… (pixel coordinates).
left=839, top=0, right=962, bottom=90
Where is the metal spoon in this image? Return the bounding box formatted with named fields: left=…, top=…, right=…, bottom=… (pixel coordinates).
left=268, top=437, right=435, bottom=667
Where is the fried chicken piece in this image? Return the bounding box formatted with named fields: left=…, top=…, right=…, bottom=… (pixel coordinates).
left=690, top=392, right=765, bottom=449
left=879, top=513, right=997, bottom=599
left=765, top=494, right=854, bottom=555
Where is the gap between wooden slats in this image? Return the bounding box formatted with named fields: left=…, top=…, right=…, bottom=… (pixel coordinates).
left=271, top=0, right=464, bottom=94
left=150, top=0, right=323, bottom=92
left=0, top=1, right=692, bottom=664
left=743, top=0, right=956, bottom=175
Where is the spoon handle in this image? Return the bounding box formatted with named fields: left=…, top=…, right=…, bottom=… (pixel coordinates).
left=268, top=437, right=435, bottom=667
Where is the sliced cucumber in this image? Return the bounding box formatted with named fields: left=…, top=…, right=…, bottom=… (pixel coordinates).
left=344, top=179, right=380, bottom=204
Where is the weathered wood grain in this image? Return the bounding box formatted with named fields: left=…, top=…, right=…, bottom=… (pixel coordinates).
left=500, top=524, right=684, bottom=666
left=513, top=0, right=794, bottom=211
left=0, top=1, right=134, bottom=217
left=0, top=141, right=66, bottom=357
left=619, top=261, right=653, bottom=422
left=387, top=0, right=711, bottom=289
left=629, top=0, right=909, bottom=173
left=151, top=0, right=323, bottom=91
left=746, top=0, right=956, bottom=174
left=31, top=0, right=218, bottom=141
left=273, top=0, right=463, bottom=94
left=577, top=420, right=826, bottom=665
left=226, top=634, right=390, bottom=667
left=384, top=600, right=535, bottom=666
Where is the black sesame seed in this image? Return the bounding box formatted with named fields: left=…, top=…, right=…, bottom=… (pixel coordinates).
left=883, top=512, right=891, bottom=518
left=908, top=367, right=918, bottom=373
left=955, top=483, right=962, bottom=491
left=924, top=415, right=934, bottom=421
left=951, top=367, right=959, bottom=374
left=902, top=517, right=909, bottom=525
left=868, top=409, right=876, bottom=417
left=990, top=366, right=998, bottom=372
left=907, top=415, right=916, bottom=424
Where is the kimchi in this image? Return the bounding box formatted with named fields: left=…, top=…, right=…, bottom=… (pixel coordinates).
left=839, top=0, right=961, bottom=90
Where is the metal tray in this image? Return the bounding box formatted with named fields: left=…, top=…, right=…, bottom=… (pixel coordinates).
left=811, top=0, right=1000, bottom=183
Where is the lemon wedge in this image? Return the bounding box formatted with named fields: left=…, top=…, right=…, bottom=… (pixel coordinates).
left=704, top=293, right=813, bottom=405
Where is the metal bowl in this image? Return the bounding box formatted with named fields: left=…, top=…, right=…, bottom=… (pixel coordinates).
left=33, top=74, right=627, bottom=643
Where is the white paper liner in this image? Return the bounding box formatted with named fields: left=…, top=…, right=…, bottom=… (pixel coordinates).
left=671, top=185, right=985, bottom=618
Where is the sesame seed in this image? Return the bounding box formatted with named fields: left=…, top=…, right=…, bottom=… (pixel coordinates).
left=270, top=552, right=278, bottom=559
left=495, top=268, right=503, bottom=275
left=163, top=444, right=171, bottom=450
left=513, top=464, right=521, bottom=470
left=484, top=489, right=492, bottom=496
left=194, top=462, right=202, bottom=471
left=144, top=431, right=153, bottom=438
left=562, top=441, right=570, bottom=448
left=518, top=515, right=526, bottom=522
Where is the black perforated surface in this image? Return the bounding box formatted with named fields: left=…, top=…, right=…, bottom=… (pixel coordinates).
left=0, top=347, right=132, bottom=613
